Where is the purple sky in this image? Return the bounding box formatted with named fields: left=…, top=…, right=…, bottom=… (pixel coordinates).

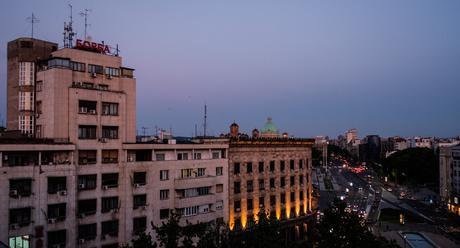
left=1, top=0, right=459, bottom=138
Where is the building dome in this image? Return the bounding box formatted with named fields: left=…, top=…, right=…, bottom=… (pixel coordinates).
left=261, top=117, right=278, bottom=134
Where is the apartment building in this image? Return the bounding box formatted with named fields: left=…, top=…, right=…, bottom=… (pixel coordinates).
left=227, top=123, right=314, bottom=242
left=1, top=39, right=229, bottom=248
left=439, top=144, right=460, bottom=216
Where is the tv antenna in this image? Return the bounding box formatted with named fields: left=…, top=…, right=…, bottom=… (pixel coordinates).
left=26, top=13, right=39, bottom=38
left=63, top=4, right=76, bottom=48
left=203, top=104, right=207, bottom=139
left=141, top=126, right=149, bottom=137
left=79, top=8, right=91, bottom=40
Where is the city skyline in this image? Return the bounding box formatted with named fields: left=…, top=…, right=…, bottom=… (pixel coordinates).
left=1, top=0, right=460, bottom=137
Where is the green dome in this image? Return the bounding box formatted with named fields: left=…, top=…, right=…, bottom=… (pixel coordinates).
left=261, top=117, right=278, bottom=134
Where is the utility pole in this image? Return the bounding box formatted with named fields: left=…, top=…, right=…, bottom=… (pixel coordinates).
left=26, top=13, right=39, bottom=38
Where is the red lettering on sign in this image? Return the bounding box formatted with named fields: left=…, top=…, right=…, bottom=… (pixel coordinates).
left=75, top=39, right=111, bottom=54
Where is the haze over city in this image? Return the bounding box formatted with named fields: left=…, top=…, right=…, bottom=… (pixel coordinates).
left=1, top=0, right=459, bottom=137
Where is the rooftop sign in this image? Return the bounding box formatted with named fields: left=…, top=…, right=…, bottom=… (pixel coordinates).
left=75, top=39, right=110, bottom=54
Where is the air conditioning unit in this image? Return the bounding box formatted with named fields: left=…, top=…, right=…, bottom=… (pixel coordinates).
left=48, top=218, right=57, bottom=224
left=236, top=208, right=241, bottom=212
left=107, top=74, right=112, bottom=79
left=59, top=190, right=67, bottom=196
left=9, top=224, right=19, bottom=230
left=103, top=185, right=109, bottom=190
left=112, top=208, right=119, bottom=213
left=141, top=205, right=147, bottom=210
left=99, top=138, right=107, bottom=143
left=78, top=239, right=85, bottom=244
left=9, top=190, right=18, bottom=197
left=79, top=107, right=87, bottom=113
left=133, top=183, right=141, bottom=188
left=91, top=72, right=97, bottom=78
left=78, top=184, right=86, bottom=189
left=259, top=204, right=264, bottom=208
left=78, top=213, right=86, bottom=219
left=89, top=109, right=96, bottom=114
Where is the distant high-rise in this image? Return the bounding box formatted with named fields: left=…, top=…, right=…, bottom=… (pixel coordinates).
left=6, top=38, right=58, bottom=134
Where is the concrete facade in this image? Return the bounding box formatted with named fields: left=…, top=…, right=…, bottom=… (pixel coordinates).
left=439, top=144, right=460, bottom=216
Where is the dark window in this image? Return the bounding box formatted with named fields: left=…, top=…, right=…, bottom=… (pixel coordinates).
left=270, top=161, right=275, bottom=172
left=299, top=159, right=303, bottom=169
left=280, top=160, right=285, bottom=172
left=99, top=84, right=109, bottom=90
left=88, top=64, right=103, bottom=74
left=234, top=201, right=241, bottom=212
left=259, top=197, right=265, bottom=208
left=102, top=244, right=119, bottom=248
left=48, top=203, right=66, bottom=221
left=78, top=199, right=97, bottom=216
left=247, top=162, right=252, bottom=173
left=258, top=161, right=264, bottom=172
left=121, top=67, right=134, bottom=78
left=9, top=179, right=32, bottom=197
left=102, top=173, right=118, bottom=188
left=78, top=223, right=97, bottom=240
left=78, top=125, right=97, bottom=139
left=281, top=193, right=286, bottom=204
left=70, top=61, right=85, bottom=72
left=234, top=163, right=240, bottom=174
left=102, top=150, right=118, bottom=163
left=133, top=217, right=147, bottom=234
left=102, top=102, right=118, bottom=116
left=234, top=182, right=241, bottom=194
left=20, top=40, right=33, bottom=48
left=48, top=229, right=66, bottom=248
left=247, top=180, right=253, bottom=192
left=290, top=192, right=295, bottom=202
left=102, top=220, right=119, bottom=237
left=270, top=196, right=276, bottom=206
left=300, top=191, right=304, bottom=201
left=9, top=207, right=31, bottom=226
left=48, top=58, right=70, bottom=68
left=160, top=209, right=169, bottom=219
left=133, top=172, right=146, bottom=185
left=290, top=176, right=295, bottom=186
left=102, top=197, right=119, bottom=213
left=78, top=150, right=97, bottom=164
left=270, top=178, right=275, bottom=188
left=247, top=199, right=253, bottom=210
left=177, top=152, right=188, bottom=160
left=280, top=177, right=285, bottom=187
left=2, top=151, right=38, bottom=166
left=290, top=160, right=295, bottom=170
left=78, top=174, right=97, bottom=190
left=102, top=126, right=118, bottom=139
left=129, top=150, right=152, bottom=162
left=133, top=194, right=147, bottom=209
left=299, top=176, right=304, bottom=185
left=259, top=179, right=265, bottom=190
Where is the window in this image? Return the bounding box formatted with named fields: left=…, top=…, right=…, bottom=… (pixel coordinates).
left=247, top=162, right=253, bottom=173
left=160, top=189, right=169, bottom=200
left=270, top=178, right=275, bottom=188
left=121, top=67, right=134, bottom=78
left=259, top=179, right=265, bottom=190
left=160, top=209, right=169, bottom=219
left=234, top=182, right=241, bottom=194
left=160, top=170, right=169, bottom=181
left=102, top=150, right=118, bottom=163
left=104, top=67, right=120, bottom=77
left=270, top=196, right=276, bottom=206
left=216, top=167, right=223, bottom=176
left=281, top=193, right=286, bottom=204
left=212, top=151, right=220, bottom=159
left=216, top=184, right=223, bottom=193
left=102, top=102, right=118, bottom=116
left=133, top=194, right=147, bottom=209
left=47, top=177, right=66, bottom=194
left=133, top=172, right=146, bottom=185
left=78, top=100, right=97, bottom=115
left=48, top=230, right=66, bottom=248
left=9, top=207, right=31, bottom=226
left=247, top=199, right=253, bottom=210
left=79, top=150, right=97, bottom=164
left=155, top=153, right=165, bottom=161
left=48, top=203, right=66, bottom=221
left=48, top=58, right=70, bottom=69
left=290, top=160, right=295, bottom=170
left=216, top=200, right=223, bottom=210
left=234, top=163, right=240, bottom=174
left=82, top=82, right=94, bottom=88
left=78, top=175, right=97, bottom=190
left=178, top=186, right=211, bottom=198
left=290, top=176, right=295, bottom=186
left=299, top=176, right=304, bottom=185
left=102, top=220, right=119, bottom=237
left=247, top=180, right=253, bottom=192
left=70, top=61, right=85, bottom=72
left=177, top=152, right=188, bottom=160
left=133, top=217, right=147, bottom=234
left=299, top=159, right=303, bottom=169
left=181, top=206, right=199, bottom=217
left=78, top=223, right=97, bottom=240
left=78, top=125, right=96, bottom=139
left=280, top=177, right=285, bottom=187
left=102, top=126, right=118, bottom=139
left=234, top=201, right=241, bottom=212
left=300, top=191, right=304, bottom=201
left=259, top=197, right=265, bottom=208
left=88, top=64, right=103, bottom=74
left=102, top=173, right=119, bottom=188
left=102, top=197, right=119, bottom=213
left=36, top=100, right=42, bottom=114
left=270, top=161, right=275, bottom=172
left=258, top=162, right=264, bottom=172
left=280, top=161, right=285, bottom=172
left=197, top=168, right=206, bottom=177
left=77, top=199, right=97, bottom=216
left=36, top=80, right=43, bottom=91
left=193, top=152, right=202, bottom=160
left=99, top=84, right=109, bottom=90
left=9, top=179, right=32, bottom=197
left=290, top=192, right=295, bottom=202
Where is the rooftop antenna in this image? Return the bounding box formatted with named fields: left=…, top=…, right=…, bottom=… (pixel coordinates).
left=141, top=126, right=149, bottom=137
left=63, top=4, right=76, bottom=48
left=26, top=13, right=39, bottom=38
left=203, top=104, right=207, bottom=139
left=79, top=8, right=91, bottom=40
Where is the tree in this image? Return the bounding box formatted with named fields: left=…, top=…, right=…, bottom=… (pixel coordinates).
left=152, top=211, right=182, bottom=248
left=119, top=232, right=157, bottom=248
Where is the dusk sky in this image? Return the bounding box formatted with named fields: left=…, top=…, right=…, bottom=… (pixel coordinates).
left=1, top=0, right=459, bottom=138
